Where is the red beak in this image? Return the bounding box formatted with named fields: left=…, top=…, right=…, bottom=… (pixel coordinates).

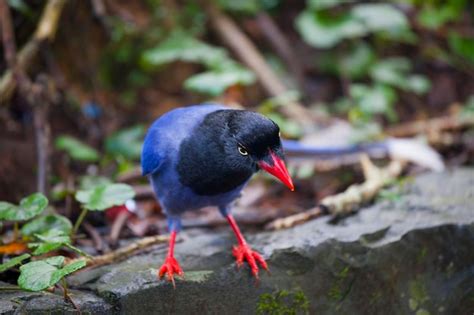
left=258, top=151, right=294, bottom=191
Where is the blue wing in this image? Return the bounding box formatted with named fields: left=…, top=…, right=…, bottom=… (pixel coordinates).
left=141, top=104, right=226, bottom=176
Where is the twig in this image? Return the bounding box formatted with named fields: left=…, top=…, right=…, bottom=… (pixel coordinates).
left=0, top=0, right=67, bottom=104
left=386, top=111, right=474, bottom=139
left=205, top=3, right=312, bottom=124
left=255, top=12, right=306, bottom=93
left=32, top=91, right=51, bottom=195
left=70, top=235, right=170, bottom=269
left=60, top=279, right=80, bottom=312
left=133, top=184, right=155, bottom=199
left=266, top=156, right=406, bottom=230
left=117, top=167, right=142, bottom=183
left=109, top=211, right=130, bottom=247
left=82, top=222, right=106, bottom=253
left=0, top=0, right=17, bottom=70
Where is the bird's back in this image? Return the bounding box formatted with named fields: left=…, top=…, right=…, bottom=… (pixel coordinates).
left=141, top=104, right=226, bottom=176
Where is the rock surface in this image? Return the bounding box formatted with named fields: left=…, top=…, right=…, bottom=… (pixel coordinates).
left=2, top=168, right=473, bottom=314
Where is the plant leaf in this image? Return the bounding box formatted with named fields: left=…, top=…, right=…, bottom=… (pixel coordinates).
left=75, top=183, right=135, bottom=211
left=105, top=125, right=145, bottom=160
left=184, top=64, right=255, bottom=96
left=295, top=10, right=366, bottom=48
left=351, top=4, right=408, bottom=33
left=308, top=0, right=354, bottom=10
left=29, top=230, right=72, bottom=255
left=350, top=84, right=398, bottom=122
left=18, top=256, right=86, bottom=291
left=79, top=175, right=112, bottom=191
left=449, top=32, right=474, bottom=64
left=141, top=31, right=228, bottom=69
left=0, top=254, right=31, bottom=273
left=21, top=214, right=73, bottom=237
left=338, top=42, right=375, bottom=79
left=0, top=193, right=48, bottom=221
left=55, top=135, right=99, bottom=162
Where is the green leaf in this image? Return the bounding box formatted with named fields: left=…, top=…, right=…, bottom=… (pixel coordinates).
left=0, top=254, right=31, bottom=273
left=406, top=75, right=431, bottom=95
left=0, top=193, right=48, bottom=221
left=417, top=1, right=465, bottom=30
left=296, top=4, right=408, bottom=49
left=105, top=125, right=145, bottom=160
left=295, top=10, right=366, bottom=48
left=76, top=183, right=135, bottom=211
left=308, top=0, right=354, bottom=10
left=21, top=215, right=73, bottom=237
left=370, top=58, right=430, bottom=94
left=350, top=84, right=398, bottom=122
left=448, top=32, right=474, bottom=64
left=55, top=136, right=99, bottom=162
left=29, top=230, right=72, bottom=255
left=184, top=63, right=256, bottom=96
left=79, top=175, right=112, bottom=191
left=351, top=4, right=408, bottom=33
left=141, top=31, right=228, bottom=69
left=338, top=42, right=375, bottom=79
left=370, top=57, right=411, bottom=87
left=218, top=0, right=260, bottom=14
left=18, top=256, right=86, bottom=291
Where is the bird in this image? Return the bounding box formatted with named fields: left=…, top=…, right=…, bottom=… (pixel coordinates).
left=142, top=103, right=444, bottom=286
left=141, top=104, right=294, bottom=286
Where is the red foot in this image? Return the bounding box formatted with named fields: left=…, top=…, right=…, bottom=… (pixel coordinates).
left=158, top=256, right=184, bottom=287
left=232, top=244, right=268, bottom=279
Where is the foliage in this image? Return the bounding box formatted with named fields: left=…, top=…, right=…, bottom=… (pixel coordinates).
left=141, top=31, right=255, bottom=96
left=75, top=183, right=135, bottom=211
left=18, top=256, right=86, bottom=292
left=295, top=1, right=437, bottom=125
left=0, top=193, right=48, bottom=221
left=55, top=135, right=100, bottom=162
left=0, top=254, right=31, bottom=273
left=105, top=125, right=145, bottom=160
left=296, top=3, right=409, bottom=49
left=21, top=214, right=72, bottom=237
left=257, top=289, right=310, bottom=315
left=0, top=193, right=87, bottom=293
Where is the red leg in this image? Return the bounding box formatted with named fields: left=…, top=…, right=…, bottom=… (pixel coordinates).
left=226, top=214, right=268, bottom=279
left=158, top=230, right=183, bottom=287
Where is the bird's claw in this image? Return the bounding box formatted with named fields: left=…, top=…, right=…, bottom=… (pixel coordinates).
left=232, top=244, right=268, bottom=279
left=158, top=256, right=184, bottom=288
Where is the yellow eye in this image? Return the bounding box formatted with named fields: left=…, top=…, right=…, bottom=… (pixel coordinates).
left=238, top=146, right=248, bottom=156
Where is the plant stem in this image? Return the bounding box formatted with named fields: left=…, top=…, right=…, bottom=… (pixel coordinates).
left=61, top=278, right=68, bottom=301
left=60, top=279, right=80, bottom=311
left=72, top=207, right=88, bottom=238
left=0, top=286, right=21, bottom=290
left=13, top=222, right=19, bottom=240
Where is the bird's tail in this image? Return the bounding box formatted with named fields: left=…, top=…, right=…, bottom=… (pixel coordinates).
left=282, top=138, right=445, bottom=172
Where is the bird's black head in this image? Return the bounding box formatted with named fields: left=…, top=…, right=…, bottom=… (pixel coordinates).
left=177, top=109, right=294, bottom=196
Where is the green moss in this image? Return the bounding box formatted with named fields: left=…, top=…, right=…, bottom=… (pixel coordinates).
left=416, top=247, right=428, bottom=264
left=256, top=289, right=310, bottom=315
left=328, top=266, right=354, bottom=302
left=408, top=278, right=430, bottom=313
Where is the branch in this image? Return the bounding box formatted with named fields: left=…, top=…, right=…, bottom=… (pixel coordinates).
left=386, top=111, right=474, bottom=139
left=265, top=156, right=406, bottom=230
left=205, top=4, right=312, bottom=124
left=255, top=12, right=306, bottom=93
left=0, top=0, right=67, bottom=104
left=70, top=235, right=170, bottom=269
